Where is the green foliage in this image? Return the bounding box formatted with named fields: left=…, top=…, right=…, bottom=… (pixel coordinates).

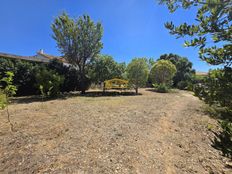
left=52, top=13, right=103, bottom=93
left=48, top=59, right=82, bottom=92
left=159, top=0, right=232, bottom=67
left=158, top=53, right=195, bottom=88
left=1, top=71, right=17, bottom=97
left=0, top=71, right=17, bottom=131
left=160, top=0, right=232, bottom=157
left=212, top=120, right=232, bottom=158
left=35, top=67, right=64, bottom=97
left=194, top=68, right=232, bottom=111
left=0, top=58, right=39, bottom=96
left=153, top=83, right=169, bottom=93
left=90, top=55, right=126, bottom=83
left=0, top=90, right=7, bottom=109
left=177, top=81, right=189, bottom=90
left=127, top=58, right=149, bottom=94
left=150, top=60, right=177, bottom=86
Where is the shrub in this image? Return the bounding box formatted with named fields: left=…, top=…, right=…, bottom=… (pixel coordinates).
left=35, top=67, right=64, bottom=97
left=212, top=120, right=232, bottom=158
left=177, top=81, right=188, bottom=90
left=0, top=58, right=40, bottom=96
left=154, top=83, right=169, bottom=93
left=194, top=68, right=232, bottom=112
left=150, top=60, right=176, bottom=87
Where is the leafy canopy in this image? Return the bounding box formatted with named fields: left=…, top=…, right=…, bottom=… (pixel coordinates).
left=127, top=58, right=149, bottom=93
left=159, top=0, right=232, bottom=67
left=150, top=60, right=177, bottom=85
left=90, top=55, right=126, bottom=83
left=51, top=12, right=103, bottom=93
left=158, top=53, right=195, bottom=87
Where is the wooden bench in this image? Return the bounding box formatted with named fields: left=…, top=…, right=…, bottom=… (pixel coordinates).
left=103, top=78, right=129, bottom=91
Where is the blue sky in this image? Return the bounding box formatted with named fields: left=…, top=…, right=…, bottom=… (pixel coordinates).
left=0, top=0, right=215, bottom=71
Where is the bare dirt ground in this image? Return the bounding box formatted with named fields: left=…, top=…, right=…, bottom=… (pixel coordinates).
left=0, top=89, right=231, bottom=173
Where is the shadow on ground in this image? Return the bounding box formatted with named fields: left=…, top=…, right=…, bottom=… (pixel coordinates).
left=12, top=90, right=140, bottom=104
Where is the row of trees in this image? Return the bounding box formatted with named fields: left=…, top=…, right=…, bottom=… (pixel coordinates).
left=50, top=13, right=197, bottom=95
left=0, top=52, right=195, bottom=96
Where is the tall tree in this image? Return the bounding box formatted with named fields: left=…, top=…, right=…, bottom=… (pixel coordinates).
left=127, top=58, right=149, bottom=94
left=90, top=55, right=126, bottom=84
left=158, top=53, right=195, bottom=88
left=159, top=0, right=232, bottom=67
left=52, top=13, right=103, bottom=93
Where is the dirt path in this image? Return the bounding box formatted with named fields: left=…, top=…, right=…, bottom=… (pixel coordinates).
left=0, top=89, right=230, bottom=173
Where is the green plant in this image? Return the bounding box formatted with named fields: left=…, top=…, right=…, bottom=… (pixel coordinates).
left=90, top=54, right=126, bottom=84
left=35, top=68, right=64, bottom=98
left=0, top=90, right=7, bottom=109
left=0, top=71, right=17, bottom=131
left=212, top=120, right=232, bottom=158
left=150, top=60, right=177, bottom=87
left=159, top=0, right=232, bottom=158
left=177, top=81, right=188, bottom=90
left=126, top=58, right=149, bottom=94
left=158, top=53, right=195, bottom=88
left=154, top=83, right=169, bottom=93
left=194, top=68, right=232, bottom=113
left=52, top=13, right=103, bottom=94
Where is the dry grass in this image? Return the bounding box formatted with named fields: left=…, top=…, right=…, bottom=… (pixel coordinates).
left=0, top=89, right=230, bottom=173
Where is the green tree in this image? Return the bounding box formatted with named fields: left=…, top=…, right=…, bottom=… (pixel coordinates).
left=127, top=58, right=149, bottom=94
left=150, top=60, right=177, bottom=86
left=159, top=0, right=232, bottom=157
left=51, top=13, right=103, bottom=94
left=0, top=71, right=17, bottom=131
left=158, top=53, right=195, bottom=89
left=159, top=0, right=232, bottom=67
left=90, top=55, right=126, bottom=83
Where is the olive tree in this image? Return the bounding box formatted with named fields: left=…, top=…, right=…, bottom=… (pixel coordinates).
left=127, top=58, right=149, bottom=94
left=52, top=13, right=103, bottom=94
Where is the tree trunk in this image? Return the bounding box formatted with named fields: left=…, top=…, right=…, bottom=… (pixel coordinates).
left=6, top=104, right=14, bottom=132
left=135, top=87, right=138, bottom=95
left=81, top=89, right=86, bottom=94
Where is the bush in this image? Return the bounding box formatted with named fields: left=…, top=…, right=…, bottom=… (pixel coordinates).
left=0, top=58, right=40, bottom=96
left=212, top=120, right=232, bottom=158
left=35, top=67, right=64, bottom=97
left=48, top=59, right=80, bottom=92
left=177, top=81, right=188, bottom=90
left=0, top=58, right=92, bottom=96
left=157, top=84, right=169, bottom=93
left=150, top=60, right=176, bottom=87
left=194, top=68, right=232, bottom=112
left=153, top=83, right=169, bottom=93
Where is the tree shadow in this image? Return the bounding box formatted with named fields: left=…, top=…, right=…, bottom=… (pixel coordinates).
left=78, top=90, right=141, bottom=97
left=12, top=90, right=141, bottom=104
left=145, top=88, right=178, bottom=93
